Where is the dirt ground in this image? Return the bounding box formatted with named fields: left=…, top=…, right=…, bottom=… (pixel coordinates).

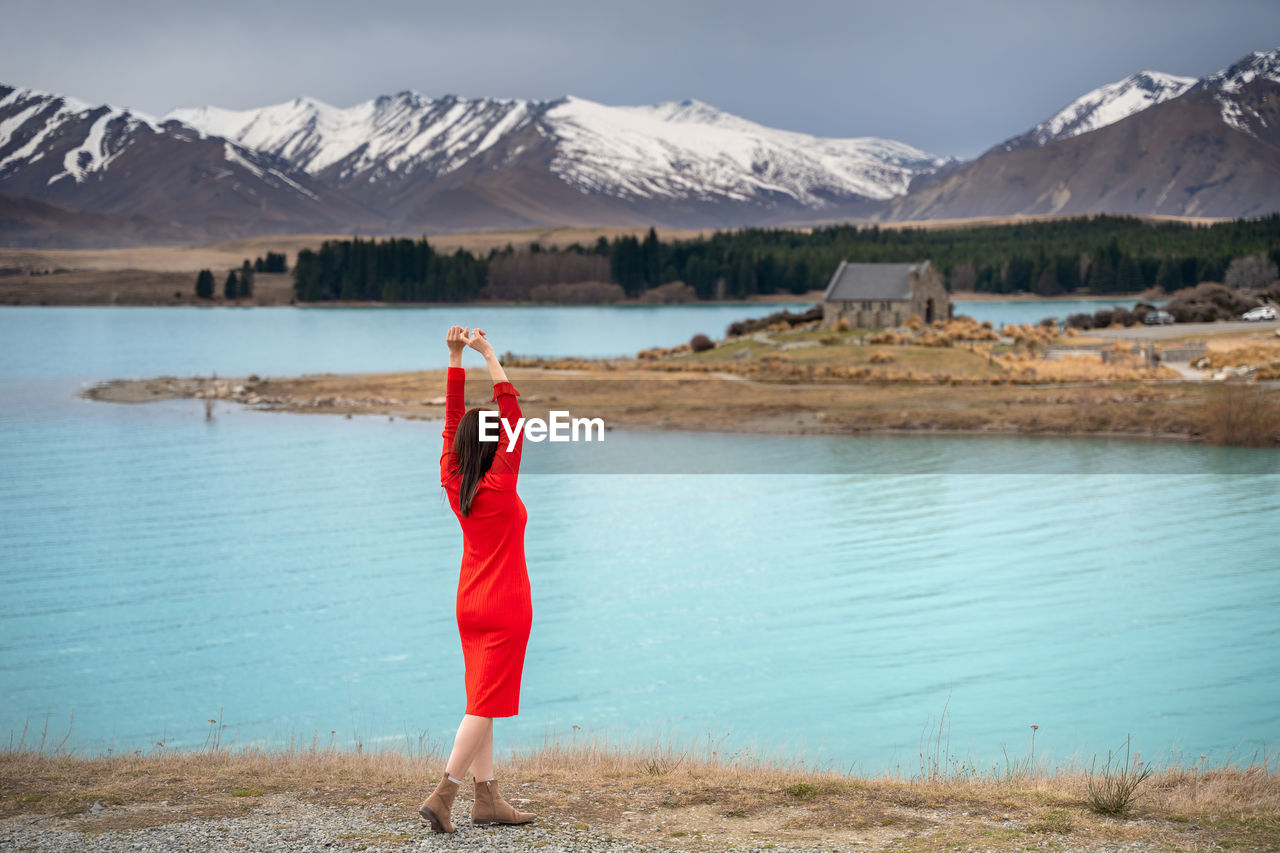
left=82, top=365, right=1239, bottom=445
left=0, top=270, right=296, bottom=306
left=2, top=747, right=1276, bottom=852
left=0, top=227, right=710, bottom=276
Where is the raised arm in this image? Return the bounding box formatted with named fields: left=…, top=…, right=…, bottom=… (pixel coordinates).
left=441, top=325, right=469, bottom=481
left=467, top=330, right=522, bottom=481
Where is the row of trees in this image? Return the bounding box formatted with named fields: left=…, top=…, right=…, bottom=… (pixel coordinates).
left=252, top=252, right=288, bottom=273
left=288, top=216, right=1280, bottom=303
left=194, top=260, right=255, bottom=300
left=593, top=217, right=1280, bottom=298
left=293, top=237, right=485, bottom=302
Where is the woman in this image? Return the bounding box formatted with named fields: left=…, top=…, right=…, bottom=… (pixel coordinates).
left=418, top=325, right=536, bottom=834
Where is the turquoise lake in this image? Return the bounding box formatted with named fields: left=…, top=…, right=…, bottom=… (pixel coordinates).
left=0, top=300, right=1276, bottom=776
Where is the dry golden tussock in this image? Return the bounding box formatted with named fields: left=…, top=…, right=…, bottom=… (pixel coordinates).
left=2, top=738, right=1278, bottom=852
left=1202, top=381, right=1280, bottom=446
left=995, top=353, right=1177, bottom=382
left=1199, top=340, right=1280, bottom=371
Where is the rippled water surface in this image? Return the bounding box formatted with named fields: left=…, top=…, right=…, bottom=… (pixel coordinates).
left=1, top=304, right=1275, bottom=773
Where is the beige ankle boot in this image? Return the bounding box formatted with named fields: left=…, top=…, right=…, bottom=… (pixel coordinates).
left=471, top=778, right=535, bottom=825
left=418, top=772, right=460, bottom=833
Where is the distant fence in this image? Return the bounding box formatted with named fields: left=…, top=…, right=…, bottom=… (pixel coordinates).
left=1045, top=340, right=1199, bottom=368
left=1157, top=342, right=1207, bottom=363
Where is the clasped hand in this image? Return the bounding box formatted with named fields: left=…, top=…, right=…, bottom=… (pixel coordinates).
left=446, top=325, right=495, bottom=358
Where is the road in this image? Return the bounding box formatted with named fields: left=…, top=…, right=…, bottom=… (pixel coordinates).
left=1088, top=318, right=1280, bottom=340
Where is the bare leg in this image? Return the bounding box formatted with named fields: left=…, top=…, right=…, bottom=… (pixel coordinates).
left=444, top=714, right=493, bottom=779
left=471, top=719, right=495, bottom=782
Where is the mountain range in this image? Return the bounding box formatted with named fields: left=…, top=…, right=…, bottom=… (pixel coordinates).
left=1, top=46, right=1277, bottom=247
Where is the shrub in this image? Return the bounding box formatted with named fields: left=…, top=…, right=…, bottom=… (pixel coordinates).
left=1203, top=382, right=1280, bottom=446
left=1224, top=251, right=1279, bottom=290
left=869, top=351, right=894, bottom=364
left=636, top=281, right=696, bottom=304
left=725, top=306, right=823, bottom=337
left=1164, top=282, right=1260, bottom=323
left=917, top=332, right=953, bottom=347
left=1091, top=308, right=1114, bottom=328
left=833, top=317, right=852, bottom=332
left=689, top=333, right=715, bottom=353
left=528, top=281, right=625, bottom=303
left=1085, top=735, right=1154, bottom=816
left=1066, top=313, right=1093, bottom=330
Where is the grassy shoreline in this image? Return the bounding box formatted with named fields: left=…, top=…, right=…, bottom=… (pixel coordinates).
left=82, top=365, right=1278, bottom=448
left=3, top=739, right=1277, bottom=851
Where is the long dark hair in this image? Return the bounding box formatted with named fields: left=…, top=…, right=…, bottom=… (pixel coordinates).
left=453, top=407, right=498, bottom=517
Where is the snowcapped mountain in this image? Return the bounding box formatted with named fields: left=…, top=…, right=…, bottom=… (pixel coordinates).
left=168, top=93, right=539, bottom=181
left=890, top=48, right=1280, bottom=221
left=4, top=45, right=1280, bottom=248
left=544, top=96, right=944, bottom=204
left=997, top=71, right=1195, bottom=152
left=0, top=84, right=380, bottom=243
left=167, top=92, right=947, bottom=216
left=1190, top=48, right=1280, bottom=137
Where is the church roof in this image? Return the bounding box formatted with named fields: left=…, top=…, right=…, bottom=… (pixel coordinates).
left=822, top=261, right=931, bottom=302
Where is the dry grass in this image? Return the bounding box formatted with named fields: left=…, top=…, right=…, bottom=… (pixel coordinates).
left=2, top=736, right=1277, bottom=852
left=1200, top=339, right=1280, bottom=379
left=0, top=270, right=295, bottom=306
left=0, top=227, right=713, bottom=275
left=996, top=351, right=1180, bottom=382
left=1202, top=382, right=1280, bottom=446
left=87, top=367, right=1238, bottom=444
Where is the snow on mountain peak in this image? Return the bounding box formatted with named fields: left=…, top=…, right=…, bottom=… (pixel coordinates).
left=1196, top=47, right=1280, bottom=93
left=1188, top=47, right=1280, bottom=137
left=546, top=95, right=945, bottom=204
left=169, top=92, right=542, bottom=178
left=0, top=85, right=164, bottom=182
left=1003, top=70, right=1195, bottom=150
left=167, top=91, right=945, bottom=205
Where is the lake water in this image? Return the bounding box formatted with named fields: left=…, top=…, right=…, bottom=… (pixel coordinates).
left=1, top=302, right=1276, bottom=776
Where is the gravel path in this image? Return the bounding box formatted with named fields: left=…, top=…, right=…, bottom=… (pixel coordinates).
left=1089, top=318, right=1280, bottom=340
left=0, top=793, right=681, bottom=853
left=0, top=793, right=1182, bottom=853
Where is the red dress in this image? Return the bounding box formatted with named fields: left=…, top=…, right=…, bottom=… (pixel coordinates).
left=440, top=367, right=532, bottom=718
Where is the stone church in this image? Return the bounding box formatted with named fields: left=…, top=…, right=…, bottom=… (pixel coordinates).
left=822, top=260, right=951, bottom=329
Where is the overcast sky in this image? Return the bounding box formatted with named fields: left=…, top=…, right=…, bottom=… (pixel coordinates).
left=3, top=0, right=1277, bottom=158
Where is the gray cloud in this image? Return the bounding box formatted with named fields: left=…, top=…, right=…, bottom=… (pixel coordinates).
left=2, top=0, right=1277, bottom=158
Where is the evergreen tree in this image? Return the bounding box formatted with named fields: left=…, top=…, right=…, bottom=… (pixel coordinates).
left=240, top=260, right=255, bottom=298
left=1116, top=256, right=1144, bottom=292
left=195, top=269, right=214, bottom=300
left=224, top=271, right=240, bottom=300
left=293, top=249, right=320, bottom=301
left=1155, top=257, right=1183, bottom=292
left=643, top=227, right=662, bottom=286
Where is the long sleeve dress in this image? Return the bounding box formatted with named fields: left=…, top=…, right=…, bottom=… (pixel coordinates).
left=440, top=366, right=532, bottom=718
